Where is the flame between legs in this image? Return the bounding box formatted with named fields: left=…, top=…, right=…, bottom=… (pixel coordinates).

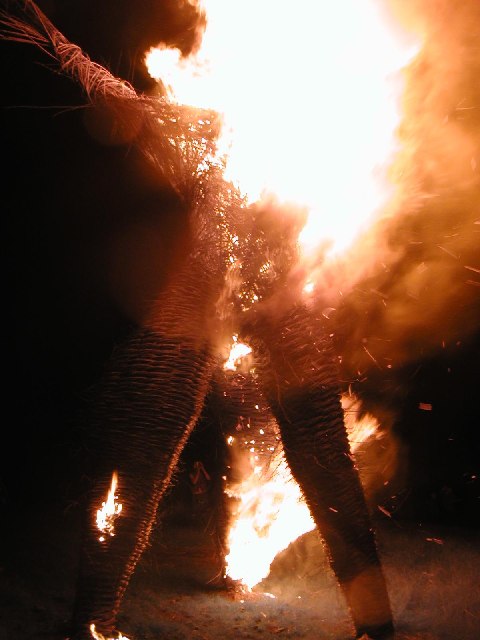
left=225, top=448, right=315, bottom=590
left=223, top=393, right=380, bottom=589
left=96, top=472, right=123, bottom=542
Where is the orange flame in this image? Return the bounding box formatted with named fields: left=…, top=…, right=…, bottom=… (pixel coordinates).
left=96, top=471, right=123, bottom=542
left=225, top=448, right=315, bottom=589
left=90, top=624, right=130, bottom=640
left=223, top=334, right=252, bottom=371
left=342, top=392, right=380, bottom=453
left=146, top=0, right=419, bottom=259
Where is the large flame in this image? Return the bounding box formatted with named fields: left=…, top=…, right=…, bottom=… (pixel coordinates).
left=225, top=448, right=315, bottom=590
left=223, top=334, right=252, bottom=371
left=146, top=0, right=419, bottom=257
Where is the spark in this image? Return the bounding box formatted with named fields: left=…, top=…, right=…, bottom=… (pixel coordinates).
left=362, top=344, right=382, bottom=370
left=436, top=245, right=460, bottom=260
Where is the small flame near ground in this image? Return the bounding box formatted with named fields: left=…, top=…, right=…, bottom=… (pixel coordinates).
left=145, top=0, right=417, bottom=595
left=96, top=471, right=123, bottom=542
left=224, top=393, right=379, bottom=590
left=90, top=623, right=130, bottom=640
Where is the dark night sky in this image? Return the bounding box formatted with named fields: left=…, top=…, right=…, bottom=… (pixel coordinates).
left=1, top=0, right=479, bottom=529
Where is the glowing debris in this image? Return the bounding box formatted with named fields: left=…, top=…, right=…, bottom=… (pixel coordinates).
left=378, top=505, right=392, bottom=518
left=419, top=402, right=433, bottom=411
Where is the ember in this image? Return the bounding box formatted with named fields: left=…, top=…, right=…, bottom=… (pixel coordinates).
left=225, top=448, right=315, bottom=589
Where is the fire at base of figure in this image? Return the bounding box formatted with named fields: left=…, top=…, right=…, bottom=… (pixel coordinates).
left=222, top=385, right=381, bottom=591
left=89, top=623, right=130, bottom=640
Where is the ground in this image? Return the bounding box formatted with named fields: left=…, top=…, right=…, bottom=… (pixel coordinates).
left=1, top=495, right=479, bottom=640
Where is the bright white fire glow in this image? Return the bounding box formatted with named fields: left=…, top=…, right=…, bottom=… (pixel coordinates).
left=225, top=393, right=378, bottom=589
left=225, top=450, right=315, bottom=589
left=146, top=0, right=419, bottom=257
left=223, top=334, right=252, bottom=370
left=90, top=624, right=130, bottom=640
left=96, top=471, right=123, bottom=542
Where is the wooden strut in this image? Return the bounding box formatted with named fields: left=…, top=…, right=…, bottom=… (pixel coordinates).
left=0, top=0, right=226, bottom=208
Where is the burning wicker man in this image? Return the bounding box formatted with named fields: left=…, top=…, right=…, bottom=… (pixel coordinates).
left=1, top=2, right=395, bottom=639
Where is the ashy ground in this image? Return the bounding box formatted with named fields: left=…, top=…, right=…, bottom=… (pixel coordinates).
left=1, top=497, right=479, bottom=640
